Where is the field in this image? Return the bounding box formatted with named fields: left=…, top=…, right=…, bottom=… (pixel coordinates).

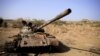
left=0, top=20, right=100, bottom=56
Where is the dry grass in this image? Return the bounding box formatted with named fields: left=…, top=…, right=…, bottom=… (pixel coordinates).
left=44, top=23, right=100, bottom=56
left=0, top=21, right=100, bottom=56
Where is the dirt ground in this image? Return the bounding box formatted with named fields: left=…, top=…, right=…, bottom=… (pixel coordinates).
left=0, top=23, right=100, bottom=56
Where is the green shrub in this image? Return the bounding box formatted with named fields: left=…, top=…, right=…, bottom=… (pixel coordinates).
left=32, top=19, right=45, bottom=26
left=52, top=20, right=66, bottom=25
left=0, top=18, right=4, bottom=27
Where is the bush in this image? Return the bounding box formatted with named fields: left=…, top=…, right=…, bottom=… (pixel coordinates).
left=32, top=19, right=45, bottom=26
left=91, top=21, right=100, bottom=27
left=0, top=18, right=4, bottom=27
left=52, top=20, right=66, bottom=25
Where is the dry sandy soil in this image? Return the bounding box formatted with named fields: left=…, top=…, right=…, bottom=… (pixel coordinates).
left=0, top=23, right=100, bottom=56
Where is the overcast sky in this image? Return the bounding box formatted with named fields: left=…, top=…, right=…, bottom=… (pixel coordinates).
left=0, top=0, right=100, bottom=21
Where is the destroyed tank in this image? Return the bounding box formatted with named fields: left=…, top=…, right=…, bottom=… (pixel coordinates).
left=4, top=8, right=71, bottom=54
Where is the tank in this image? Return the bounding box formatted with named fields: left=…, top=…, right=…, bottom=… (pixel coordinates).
left=3, top=8, right=71, bottom=55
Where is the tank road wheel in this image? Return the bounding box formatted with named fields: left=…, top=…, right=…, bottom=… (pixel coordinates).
left=4, top=42, right=16, bottom=52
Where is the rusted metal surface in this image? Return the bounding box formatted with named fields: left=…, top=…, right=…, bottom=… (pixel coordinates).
left=20, top=32, right=59, bottom=47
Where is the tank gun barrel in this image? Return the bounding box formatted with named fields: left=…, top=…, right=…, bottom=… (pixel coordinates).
left=38, top=8, right=72, bottom=29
